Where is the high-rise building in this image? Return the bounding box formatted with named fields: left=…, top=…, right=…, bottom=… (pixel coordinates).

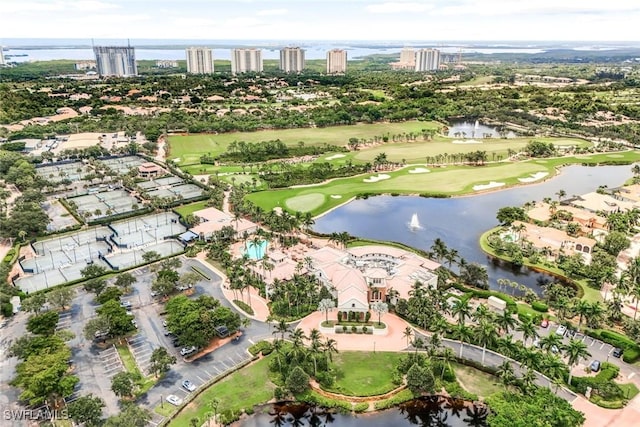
left=400, top=48, right=416, bottom=66
left=93, top=46, right=137, bottom=77
left=231, top=48, right=263, bottom=74
left=0, top=48, right=5, bottom=66
left=279, top=47, right=305, bottom=73
left=326, top=49, right=347, bottom=74
left=186, top=47, right=214, bottom=74
left=415, top=48, right=441, bottom=72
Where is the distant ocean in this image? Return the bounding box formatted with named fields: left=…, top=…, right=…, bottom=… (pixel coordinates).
left=1, top=38, right=636, bottom=62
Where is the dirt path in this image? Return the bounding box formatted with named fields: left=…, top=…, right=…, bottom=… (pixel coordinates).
left=155, top=136, right=167, bottom=164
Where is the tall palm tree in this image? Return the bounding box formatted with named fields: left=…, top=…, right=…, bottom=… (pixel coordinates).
left=323, top=338, right=339, bottom=362
left=496, top=360, right=515, bottom=389
left=412, top=337, right=425, bottom=354
left=402, top=326, right=413, bottom=347
left=520, top=367, right=538, bottom=395
left=472, top=304, right=493, bottom=323
left=475, top=319, right=499, bottom=365
left=454, top=324, right=472, bottom=358
left=516, top=318, right=539, bottom=347
left=438, top=347, right=455, bottom=380
left=564, top=338, right=591, bottom=386
left=495, top=310, right=518, bottom=335
left=539, top=333, right=564, bottom=354
left=273, top=319, right=290, bottom=341
left=574, top=300, right=591, bottom=328
left=451, top=298, right=472, bottom=326
left=308, top=328, right=322, bottom=376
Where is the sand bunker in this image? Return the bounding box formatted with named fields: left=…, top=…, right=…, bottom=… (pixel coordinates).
left=408, top=167, right=430, bottom=174
left=473, top=181, right=505, bottom=191
left=452, top=139, right=482, bottom=144
left=325, top=154, right=346, bottom=160
left=173, top=158, right=181, bottom=163
left=518, top=172, right=549, bottom=183
left=363, top=174, right=391, bottom=183
left=330, top=195, right=342, bottom=199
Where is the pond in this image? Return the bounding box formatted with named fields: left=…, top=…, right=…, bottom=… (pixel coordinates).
left=237, top=398, right=488, bottom=426
left=314, top=165, right=633, bottom=294
left=447, top=120, right=516, bottom=139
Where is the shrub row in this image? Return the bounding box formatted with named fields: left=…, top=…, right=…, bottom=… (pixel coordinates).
left=296, top=391, right=352, bottom=413
left=448, top=283, right=517, bottom=312
left=190, top=265, right=211, bottom=280
left=248, top=340, right=273, bottom=356
left=353, top=402, right=369, bottom=413
left=233, top=299, right=255, bottom=316
left=373, top=389, right=415, bottom=410
left=584, top=329, right=640, bottom=363
left=531, top=301, right=549, bottom=312
left=570, top=363, right=623, bottom=402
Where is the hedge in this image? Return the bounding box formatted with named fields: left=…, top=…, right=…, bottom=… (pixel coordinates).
left=248, top=340, right=273, bottom=356
left=584, top=329, right=640, bottom=363
left=448, top=283, right=517, bottom=312
left=531, top=301, right=549, bottom=312
left=353, top=402, right=369, bottom=413
left=233, top=299, right=255, bottom=316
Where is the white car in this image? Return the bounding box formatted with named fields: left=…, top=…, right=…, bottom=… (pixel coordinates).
left=166, top=395, right=182, bottom=406
left=182, top=380, right=196, bottom=392
left=556, top=325, right=567, bottom=337
left=180, top=346, right=197, bottom=356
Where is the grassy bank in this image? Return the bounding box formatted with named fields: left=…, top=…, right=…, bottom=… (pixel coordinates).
left=323, top=351, right=404, bottom=396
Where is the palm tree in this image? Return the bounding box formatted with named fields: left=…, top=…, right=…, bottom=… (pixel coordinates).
left=308, top=328, right=322, bottom=376
left=496, top=360, right=515, bottom=389
left=438, top=347, right=456, bottom=379
left=323, top=338, right=339, bottom=362
left=411, top=337, right=425, bottom=354
left=574, top=300, right=591, bottom=328
left=564, top=338, right=591, bottom=386
left=556, top=189, right=566, bottom=202
left=475, top=319, right=499, bottom=365
left=472, top=304, right=493, bottom=323
left=273, top=319, right=290, bottom=341
left=430, top=238, right=448, bottom=262
left=451, top=298, right=472, bottom=326
left=520, top=367, right=537, bottom=395
left=516, top=318, right=538, bottom=347
left=539, top=333, right=564, bottom=354
left=402, top=326, right=413, bottom=347
left=495, top=310, right=518, bottom=335
left=454, top=324, right=472, bottom=358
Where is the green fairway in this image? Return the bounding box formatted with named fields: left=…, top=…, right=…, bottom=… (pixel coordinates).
left=245, top=150, right=640, bottom=216
left=285, top=193, right=326, bottom=211
left=167, top=121, right=441, bottom=165
left=168, top=357, right=275, bottom=427
left=324, top=351, right=404, bottom=396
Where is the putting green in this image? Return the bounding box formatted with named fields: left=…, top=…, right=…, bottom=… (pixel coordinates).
left=285, top=193, right=325, bottom=212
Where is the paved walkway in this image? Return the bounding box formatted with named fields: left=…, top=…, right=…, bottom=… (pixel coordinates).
left=296, top=312, right=411, bottom=352
left=194, top=251, right=270, bottom=322
left=572, top=393, right=640, bottom=427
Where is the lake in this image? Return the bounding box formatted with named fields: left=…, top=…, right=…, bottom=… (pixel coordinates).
left=237, top=398, right=488, bottom=426
left=447, top=121, right=516, bottom=139
left=314, top=165, right=633, bottom=294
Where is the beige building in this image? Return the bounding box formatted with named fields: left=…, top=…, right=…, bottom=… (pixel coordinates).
left=186, top=47, right=214, bottom=74
left=279, top=47, right=305, bottom=73
left=231, top=48, right=263, bottom=74
left=415, top=48, right=441, bottom=72
left=190, top=207, right=258, bottom=240
left=326, top=49, right=347, bottom=74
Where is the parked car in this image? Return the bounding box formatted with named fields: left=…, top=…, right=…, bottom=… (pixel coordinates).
left=590, top=360, right=601, bottom=372
left=180, top=346, right=197, bottom=356
left=162, top=320, right=168, bottom=327
left=120, top=301, right=132, bottom=308
left=131, top=319, right=138, bottom=329
left=540, top=319, right=549, bottom=328
left=612, top=347, right=623, bottom=358
left=182, top=380, right=196, bottom=392
left=166, top=395, right=182, bottom=406
left=533, top=338, right=541, bottom=348
left=556, top=325, right=567, bottom=337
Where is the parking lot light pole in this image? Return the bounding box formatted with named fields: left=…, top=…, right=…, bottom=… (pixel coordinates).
left=160, top=395, right=163, bottom=409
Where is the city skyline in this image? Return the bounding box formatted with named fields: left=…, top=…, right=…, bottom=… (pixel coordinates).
left=4, top=0, right=640, bottom=42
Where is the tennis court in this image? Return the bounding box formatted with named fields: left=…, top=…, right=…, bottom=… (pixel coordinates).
left=67, top=190, right=141, bottom=220
left=36, top=161, right=90, bottom=183
left=97, top=156, right=146, bottom=176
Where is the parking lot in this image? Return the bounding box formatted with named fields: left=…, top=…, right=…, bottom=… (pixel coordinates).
left=99, top=345, right=125, bottom=378
left=127, top=333, right=155, bottom=375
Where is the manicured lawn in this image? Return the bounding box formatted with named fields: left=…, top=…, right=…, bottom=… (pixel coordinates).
left=173, top=201, right=208, bottom=218
left=167, top=121, right=441, bottom=165
left=451, top=362, right=504, bottom=398
left=323, top=351, right=404, bottom=396
left=168, top=356, right=275, bottom=427
left=618, top=382, right=640, bottom=400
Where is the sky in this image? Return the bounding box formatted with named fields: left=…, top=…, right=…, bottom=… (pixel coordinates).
left=3, top=0, right=640, bottom=42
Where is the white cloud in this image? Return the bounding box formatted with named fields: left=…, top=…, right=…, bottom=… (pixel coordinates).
left=256, top=8, right=288, bottom=16
left=366, top=2, right=433, bottom=14
left=5, top=0, right=119, bottom=13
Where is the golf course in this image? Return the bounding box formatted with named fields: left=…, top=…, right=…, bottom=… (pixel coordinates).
left=166, top=121, right=640, bottom=216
